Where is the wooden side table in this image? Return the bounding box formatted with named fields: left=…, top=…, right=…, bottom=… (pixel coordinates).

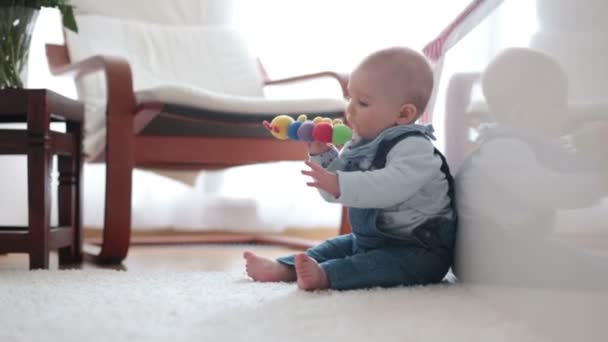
left=0, top=89, right=84, bottom=269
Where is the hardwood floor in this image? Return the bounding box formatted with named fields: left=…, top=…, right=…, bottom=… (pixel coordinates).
left=0, top=244, right=299, bottom=272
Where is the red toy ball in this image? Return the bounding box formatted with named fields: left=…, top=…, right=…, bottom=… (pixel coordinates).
left=312, top=122, right=333, bottom=143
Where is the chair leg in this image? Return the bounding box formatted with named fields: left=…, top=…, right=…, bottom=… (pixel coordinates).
left=339, top=206, right=351, bottom=235
left=98, top=165, right=132, bottom=264
left=97, top=109, right=134, bottom=264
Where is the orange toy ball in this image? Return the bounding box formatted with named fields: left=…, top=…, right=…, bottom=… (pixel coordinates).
left=312, top=122, right=333, bottom=143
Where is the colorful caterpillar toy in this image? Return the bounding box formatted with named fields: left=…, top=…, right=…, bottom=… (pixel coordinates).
left=263, top=114, right=352, bottom=145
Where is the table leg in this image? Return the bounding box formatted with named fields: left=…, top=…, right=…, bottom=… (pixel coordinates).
left=57, top=124, right=83, bottom=263
left=27, top=94, right=52, bottom=270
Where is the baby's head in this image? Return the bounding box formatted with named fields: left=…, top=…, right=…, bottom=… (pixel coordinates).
left=346, top=47, right=433, bottom=140
left=482, top=47, right=569, bottom=137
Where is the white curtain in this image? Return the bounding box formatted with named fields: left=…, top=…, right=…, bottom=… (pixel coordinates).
left=1, top=1, right=538, bottom=231
left=232, top=0, right=472, bottom=76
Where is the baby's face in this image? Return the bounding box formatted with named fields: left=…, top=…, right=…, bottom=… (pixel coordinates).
left=346, top=65, right=405, bottom=140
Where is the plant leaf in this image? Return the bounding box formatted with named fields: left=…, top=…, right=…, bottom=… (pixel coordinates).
left=60, top=5, right=78, bottom=32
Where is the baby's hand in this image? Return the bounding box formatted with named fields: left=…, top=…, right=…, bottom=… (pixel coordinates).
left=307, top=141, right=332, bottom=155
left=301, top=161, right=340, bottom=198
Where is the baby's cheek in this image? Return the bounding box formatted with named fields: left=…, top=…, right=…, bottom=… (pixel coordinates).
left=345, top=111, right=354, bottom=125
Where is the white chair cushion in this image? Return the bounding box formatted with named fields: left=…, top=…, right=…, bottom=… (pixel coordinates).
left=136, top=85, right=346, bottom=114
left=66, top=14, right=263, bottom=156
left=70, top=0, right=234, bottom=25
left=83, top=87, right=346, bottom=159
left=66, top=15, right=264, bottom=99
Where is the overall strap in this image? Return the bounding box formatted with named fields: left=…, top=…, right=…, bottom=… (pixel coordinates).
left=371, top=132, right=457, bottom=213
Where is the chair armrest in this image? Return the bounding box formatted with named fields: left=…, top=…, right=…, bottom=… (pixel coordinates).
left=46, top=44, right=135, bottom=262
left=46, top=44, right=136, bottom=115
left=263, top=71, right=349, bottom=98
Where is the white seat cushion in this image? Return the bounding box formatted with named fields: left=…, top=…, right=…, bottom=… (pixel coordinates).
left=70, top=0, right=232, bottom=26
left=136, top=85, right=346, bottom=114
left=66, top=15, right=265, bottom=99
left=83, top=87, right=346, bottom=159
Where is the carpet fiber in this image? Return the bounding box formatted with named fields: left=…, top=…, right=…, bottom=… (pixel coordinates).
left=0, top=270, right=544, bottom=342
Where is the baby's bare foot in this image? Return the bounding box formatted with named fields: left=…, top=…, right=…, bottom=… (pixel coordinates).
left=243, top=251, right=296, bottom=282
left=295, top=253, right=330, bottom=290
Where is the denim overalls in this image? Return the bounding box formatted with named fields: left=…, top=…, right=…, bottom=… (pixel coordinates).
left=278, top=131, right=457, bottom=290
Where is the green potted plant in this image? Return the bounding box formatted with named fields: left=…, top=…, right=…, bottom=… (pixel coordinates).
left=0, top=0, right=78, bottom=89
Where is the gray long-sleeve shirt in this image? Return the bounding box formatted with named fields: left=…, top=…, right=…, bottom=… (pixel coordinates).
left=311, top=125, right=453, bottom=237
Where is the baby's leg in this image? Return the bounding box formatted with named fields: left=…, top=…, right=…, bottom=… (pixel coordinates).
left=243, top=251, right=296, bottom=282
left=320, top=246, right=450, bottom=290
left=277, top=234, right=355, bottom=266
left=245, top=234, right=354, bottom=286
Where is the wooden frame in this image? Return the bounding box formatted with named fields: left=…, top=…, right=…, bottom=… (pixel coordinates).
left=46, top=44, right=351, bottom=264
left=0, top=89, right=83, bottom=269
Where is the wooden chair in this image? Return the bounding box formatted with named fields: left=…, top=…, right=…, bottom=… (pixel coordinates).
left=45, top=1, right=351, bottom=264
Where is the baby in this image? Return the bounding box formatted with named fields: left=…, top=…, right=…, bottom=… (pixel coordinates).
left=244, top=47, right=456, bottom=290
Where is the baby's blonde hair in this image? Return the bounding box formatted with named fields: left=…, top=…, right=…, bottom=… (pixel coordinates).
left=358, top=47, right=434, bottom=116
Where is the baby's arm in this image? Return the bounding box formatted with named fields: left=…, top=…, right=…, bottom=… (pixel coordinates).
left=337, top=138, right=438, bottom=208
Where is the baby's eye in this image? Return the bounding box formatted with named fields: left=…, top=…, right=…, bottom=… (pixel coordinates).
left=358, top=100, right=369, bottom=107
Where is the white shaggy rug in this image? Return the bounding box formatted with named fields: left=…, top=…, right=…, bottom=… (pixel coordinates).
left=0, top=270, right=549, bottom=342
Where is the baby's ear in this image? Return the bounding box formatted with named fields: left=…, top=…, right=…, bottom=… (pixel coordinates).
left=397, top=104, right=417, bottom=125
